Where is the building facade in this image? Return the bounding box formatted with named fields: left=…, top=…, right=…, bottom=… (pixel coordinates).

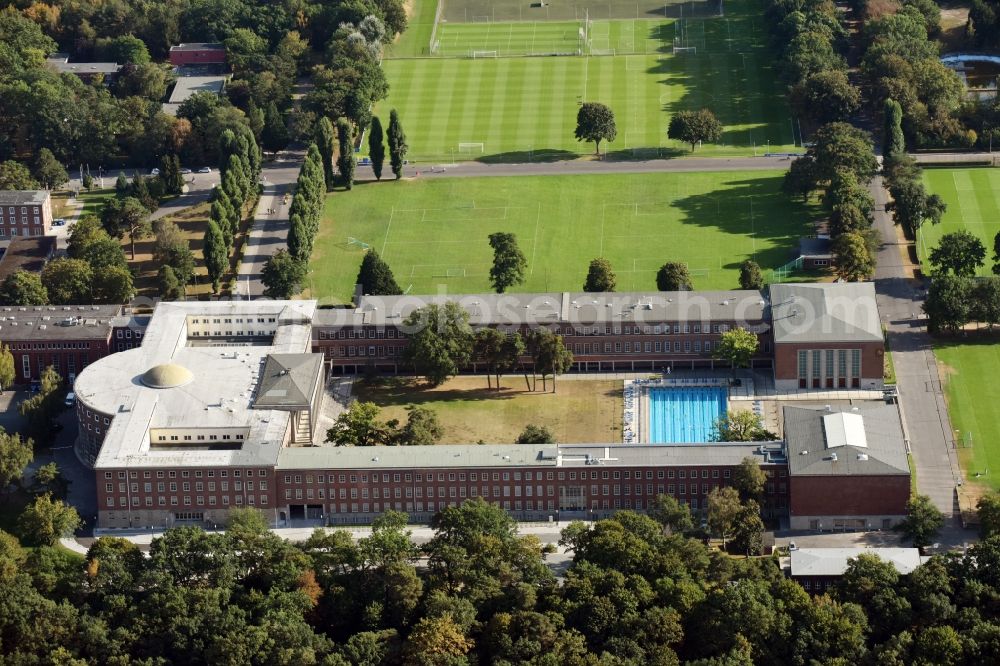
left=0, top=190, right=53, bottom=239
left=169, top=43, right=226, bottom=66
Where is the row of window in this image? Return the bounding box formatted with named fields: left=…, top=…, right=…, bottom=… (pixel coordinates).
left=114, top=329, right=141, bottom=339
left=283, top=468, right=786, bottom=485
left=189, top=317, right=276, bottom=324
left=0, top=216, right=41, bottom=224
left=316, top=323, right=758, bottom=340
left=190, top=330, right=271, bottom=337
left=2, top=206, right=41, bottom=215
left=109, top=479, right=267, bottom=493
left=12, top=342, right=93, bottom=350
left=108, top=494, right=267, bottom=507
left=153, top=433, right=245, bottom=442
left=104, top=469, right=265, bottom=480
left=23, top=353, right=88, bottom=378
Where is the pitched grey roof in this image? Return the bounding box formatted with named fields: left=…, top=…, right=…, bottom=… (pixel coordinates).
left=314, top=290, right=768, bottom=328
left=769, top=283, right=882, bottom=344
left=168, top=75, right=227, bottom=104
left=789, top=548, right=923, bottom=577
left=784, top=405, right=910, bottom=476
left=276, top=442, right=783, bottom=470
left=253, top=353, right=324, bottom=409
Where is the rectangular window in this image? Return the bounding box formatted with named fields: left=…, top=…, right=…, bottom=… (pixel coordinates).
left=851, top=349, right=861, bottom=377
left=798, top=350, right=808, bottom=380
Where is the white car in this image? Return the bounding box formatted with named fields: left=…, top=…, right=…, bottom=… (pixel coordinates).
left=150, top=168, right=160, bottom=176
left=197, top=167, right=212, bottom=174
left=179, top=168, right=192, bottom=174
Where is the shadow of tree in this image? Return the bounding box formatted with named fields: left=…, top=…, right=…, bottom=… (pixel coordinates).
left=477, top=149, right=580, bottom=164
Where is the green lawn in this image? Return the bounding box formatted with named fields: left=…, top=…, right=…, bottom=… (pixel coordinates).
left=387, top=0, right=439, bottom=58
left=310, top=170, right=815, bottom=302
left=935, top=340, right=1000, bottom=489
left=919, top=167, right=1000, bottom=275
left=376, top=1, right=797, bottom=162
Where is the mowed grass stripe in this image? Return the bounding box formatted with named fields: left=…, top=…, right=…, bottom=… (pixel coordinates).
left=921, top=168, right=1000, bottom=274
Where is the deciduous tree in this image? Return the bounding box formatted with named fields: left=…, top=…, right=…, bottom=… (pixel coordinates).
left=403, top=302, right=474, bottom=386
left=714, top=327, right=759, bottom=378
left=0, top=429, right=32, bottom=493
left=262, top=102, right=290, bottom=155
left=896, top=494, right=944, bottom=548
left=707, top=486, right=742, bottom=548
left=516, top=424, right=554, bottom=444
left=929, top=230, right=986, bottom=277
left=739, top=259, right=764, bottom=290
left=668, top=109, right=723, bottom=151
left=713, top=410, right=777, bottom=442
left=0, top=160, right=38, bottom=190
left=40, top=258, right=93, bottom=304
left=583, top=257, right=616, bottom=292
left=326, top=401, right=392, bottom=446
left=0, top=345, right=13, bottom=394
left=101, top=196, right=151, bottom=259
left=261, top=248, right=306, bottom=298
left=833, top=231, right=876, bottom=281
left=487, top=232, right=527, bottom=293
left=923, top=274, right=971, bottom=334
left=656, top=262, right=692, bottom=291
left=394, top=406, right=443, bottom=446
left=17, top=493, right=80, bottom=546
left=0, top=271, right=48, bottom=306
left=32, top=148, right=67, bottom=189
left=733, top=456, right=767, bottom=502
left=574, top=102, right=617, bottom=154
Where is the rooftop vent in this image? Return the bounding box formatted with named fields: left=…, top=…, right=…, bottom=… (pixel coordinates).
left=830, top=452, right=838, bottom=461
left=857, top=453, right=869, bottom=461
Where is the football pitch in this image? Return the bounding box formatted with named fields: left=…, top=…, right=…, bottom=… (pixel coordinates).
left=308, top=171, right=816, bottom=302
left=378, top=4, right=797, bottom=161
left=919, top=167, right=1000, bottom=276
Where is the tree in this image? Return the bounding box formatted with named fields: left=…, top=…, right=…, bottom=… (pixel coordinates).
left=487, top=232, right=527, bottom=293
left=92, top=266, right=135, bottom=304
left=733, top=456, right=767, bottom=502
left=584, top=257, right=616, bottom=292
left=977, top=492, right=1000, bottom=539
left=656, top=262, right=692, bottom=291
left=530, top=328, right=573, bottom=393
left=714, top=327, right=759, bottom=378
left=833, top=232, right=876, bottom=281
left=202, top=220, right=228, bottom=293
left=115, top=172, right=129, bottom=197
left=730, top=500, right=765, bottom=556
left=808, top=122, right=880, bottom=185
left=0, top=345, right=13, bottom=394
left=516, top=424, right=555, bottom=444
left=262, top=249, right=306, bottom=298
left=326, top=401, right=392, bottom=446
left=395, top=406, right=443, bottom=446
left=789, top=70, right=861, bottom=124
left=32, top=148, right=67, bottom=190
left=369, top=116, right=386, bottom=180
left=929, top=230, right=986, bottom=277
left=402, top=614, right=473, bottom=666
left=336, top=118, right=355, bottom=189
left=896, top=494, right=944, bottom=548
left=33, top=462, right=60, bottom=492
left=387, top=109, right=408, bottom=180
left=313, top=116, right=335, bottom=190
left=153, top=219, right=194, bottom=288
left=713, top=410, right=777, bottom=442
left=159, top=154, right=184, bottom=195
left=17, top=493, right=80, bottom=547
left=0, top=429, right=32, bottom=493
left=574, top=102, right=617, bottom=154
left=262, top=102, right=290, bottom=155
left=923, top=275, right=972, bottom=334
left=706, top=486, right=742, bottom=547
left=101, top=196, right=151, bottom=259
left=645, top=495, right=695, bottom=537
left=403, top=302, right=474, bottom=386
left=0, top=160, right=38, bottom=190
left=474, top=328, right=525, bottom=390
left=738, top=259, right=763, bottom=290
left=158, top=265, right=183, bottom=300
left=668, top=109, right=724, bottom=151
left=887, top=177, right=946, bottom=238
left=993, top=231, right=1000, bottom=276
left=883, top=98, right=905, bottom=161
left=40, top=258, right=92, bottom=304
left=357, top=250, right=402, bottom=296
left=0, top=271, right=48, bottom=306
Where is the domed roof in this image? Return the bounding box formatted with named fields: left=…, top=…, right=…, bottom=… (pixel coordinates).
left=141, top=363, right=193, bottom=389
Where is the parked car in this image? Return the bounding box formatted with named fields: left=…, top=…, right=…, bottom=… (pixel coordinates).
left=179, top=168, right=192, bottom=174
left=197, top=166, right=212, bottom=173
left=64, top=392, right=76, bottom=408
left=150, top=168, right=160, bottom=175
left=52, top=218, right=66, bottom=226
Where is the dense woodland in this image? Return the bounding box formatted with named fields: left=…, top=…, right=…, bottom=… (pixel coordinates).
left=0, top=500, right=1000, bottom=665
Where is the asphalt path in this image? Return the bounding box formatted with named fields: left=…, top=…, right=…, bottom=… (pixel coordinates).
left=355, top=154, right=798, bottom=181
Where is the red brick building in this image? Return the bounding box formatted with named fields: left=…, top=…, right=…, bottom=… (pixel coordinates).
left=169, top=43, right=226, bottom=66
left=0, top=190, right=54, bottom=240
left=783, top=405, right=911, bottom=530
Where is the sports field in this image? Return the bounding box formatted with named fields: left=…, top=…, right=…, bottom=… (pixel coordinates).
left=919, top=168, right=1000, bottom=276
left=936, top=340, right=1000, bottom=489
left=309, top=171, right=816, bottom=301
left=378, top=3, right=797, bottom=161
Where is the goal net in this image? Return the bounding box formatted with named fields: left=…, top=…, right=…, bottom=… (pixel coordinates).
left=471, top=50, right=498, bottom=58
left=458, top=142, right=485, bottom=153
left=347, top=236, right=371, bottom=250
left=672, top=46, right=697, bottom=54
left=473, top=15, right=490, bottom=22
left=433, top=268, right=467, bottom=278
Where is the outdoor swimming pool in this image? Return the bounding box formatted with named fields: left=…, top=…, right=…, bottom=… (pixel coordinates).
left=648, top=387, right=728, bottom=443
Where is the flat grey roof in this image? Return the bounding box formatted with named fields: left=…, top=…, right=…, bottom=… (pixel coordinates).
left=790, top=548, right=924, bottom=577
left=314, top=290, right=768, bottom=328
left=799, top=237, right=832, bottom=258
left=276, top=442, right=778, bottom=470
left=769, top=282, right=882, bottom=344
left=0, top=190, right=49, bottom=206
left=0, top=304, right=122, bottom=341
left=784, top=405, right=910, bottom=476
left=51, top=62, right=121, bottom=75
left=168, top=76, right=226, bottom=104
left=170, top=43, right=225, bottom=51
left=77, top=301, right=317, bottom=469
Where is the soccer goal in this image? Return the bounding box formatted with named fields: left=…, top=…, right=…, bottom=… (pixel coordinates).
left=458, top=142, right=485, bottom=154
left=672, top=46, right=697, bottom=54
left=471, top=50, right=498, bottom=58
left=347, top=236, right=371, bottom=250
left=472, top=15, right=491, bottom=22
left=433, top=268, right=466, bottom=278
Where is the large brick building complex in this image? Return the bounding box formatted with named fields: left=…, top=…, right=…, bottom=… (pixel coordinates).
left=70, top=284, right=902, bottom=530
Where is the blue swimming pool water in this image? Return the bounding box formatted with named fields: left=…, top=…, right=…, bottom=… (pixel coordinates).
left=648, top=387, right=728, bottom=443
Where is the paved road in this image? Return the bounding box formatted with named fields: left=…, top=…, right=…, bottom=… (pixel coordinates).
left=870, top=175, right=963, bottom=524
left=355, top=154, right=799, bottom=181
left=237, top=148, right=307, bottom=297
